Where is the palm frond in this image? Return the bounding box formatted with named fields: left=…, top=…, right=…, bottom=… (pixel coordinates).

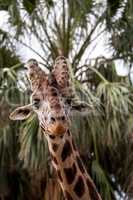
left=91, top=160, right=115, bottom=200
left=19, top=114, right=49, bottom=170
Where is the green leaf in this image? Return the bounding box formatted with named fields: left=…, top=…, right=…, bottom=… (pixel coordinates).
left=0, top=0, right=12, bottom=10
left=23, top=0, right=36, bottom=14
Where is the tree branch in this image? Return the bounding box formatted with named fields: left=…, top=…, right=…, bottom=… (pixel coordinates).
left=72, top=12, right=106, bottom=71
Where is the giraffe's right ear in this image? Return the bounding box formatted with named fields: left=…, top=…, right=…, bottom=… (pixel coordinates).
left=9, top=104, right=33, bottom=120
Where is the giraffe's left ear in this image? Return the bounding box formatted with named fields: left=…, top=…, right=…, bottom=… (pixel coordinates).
left=9, top=104, right=33, bottom=120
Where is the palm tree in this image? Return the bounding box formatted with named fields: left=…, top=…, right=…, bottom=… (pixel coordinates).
left=0, top=0, right=133, bottom=199
left=0, top=47, right=31, bottom=200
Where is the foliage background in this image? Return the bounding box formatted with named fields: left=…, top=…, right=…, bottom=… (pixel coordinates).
left=0, top=0, right=133, bottom=199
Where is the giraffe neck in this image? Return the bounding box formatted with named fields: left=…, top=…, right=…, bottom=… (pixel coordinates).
left=44, top=129, right=102, bottom=200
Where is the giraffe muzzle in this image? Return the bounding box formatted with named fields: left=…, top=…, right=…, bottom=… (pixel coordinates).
left=48, top=122, right=66, bottom=136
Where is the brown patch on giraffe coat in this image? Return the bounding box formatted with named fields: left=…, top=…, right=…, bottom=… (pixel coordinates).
left=50, top=87, right=58, bottom=96
left=64, top=162, right=77, bottom=184
left=52, top=91, right=58, bottom=97
left=57, top=170, right=63, bottom=182
left=65, top=191, right=73, bottom=200
left=62, top=63, right=67, bottom=68
left=52, top=143, right=58, bottom=152
left=73, top=176, right=85, bottom=197
left=86, top=178, right=100, bottom=200
left=76, top=156, right=85, bottom=173
left=61, top=140, right=72, bottom=162
left=61, top=71, right=66, bottom=75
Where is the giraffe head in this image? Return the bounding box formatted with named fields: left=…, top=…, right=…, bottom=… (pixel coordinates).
left=10, top=56, right=89, bottom=136
left=9, top=57, right=74, bottom=137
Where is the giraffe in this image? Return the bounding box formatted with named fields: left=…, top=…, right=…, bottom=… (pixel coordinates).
left=9, top=57, right=102, bottom=200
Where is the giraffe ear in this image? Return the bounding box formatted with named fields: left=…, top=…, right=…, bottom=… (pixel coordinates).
left=9, top=104, right=33, bottom=120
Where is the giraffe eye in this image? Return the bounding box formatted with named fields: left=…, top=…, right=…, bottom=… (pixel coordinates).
left=32, top=98, right=40, bottom=109
left=61, top=116, right=65, bottom=121
left=51, top=117, right=56, bottom=123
